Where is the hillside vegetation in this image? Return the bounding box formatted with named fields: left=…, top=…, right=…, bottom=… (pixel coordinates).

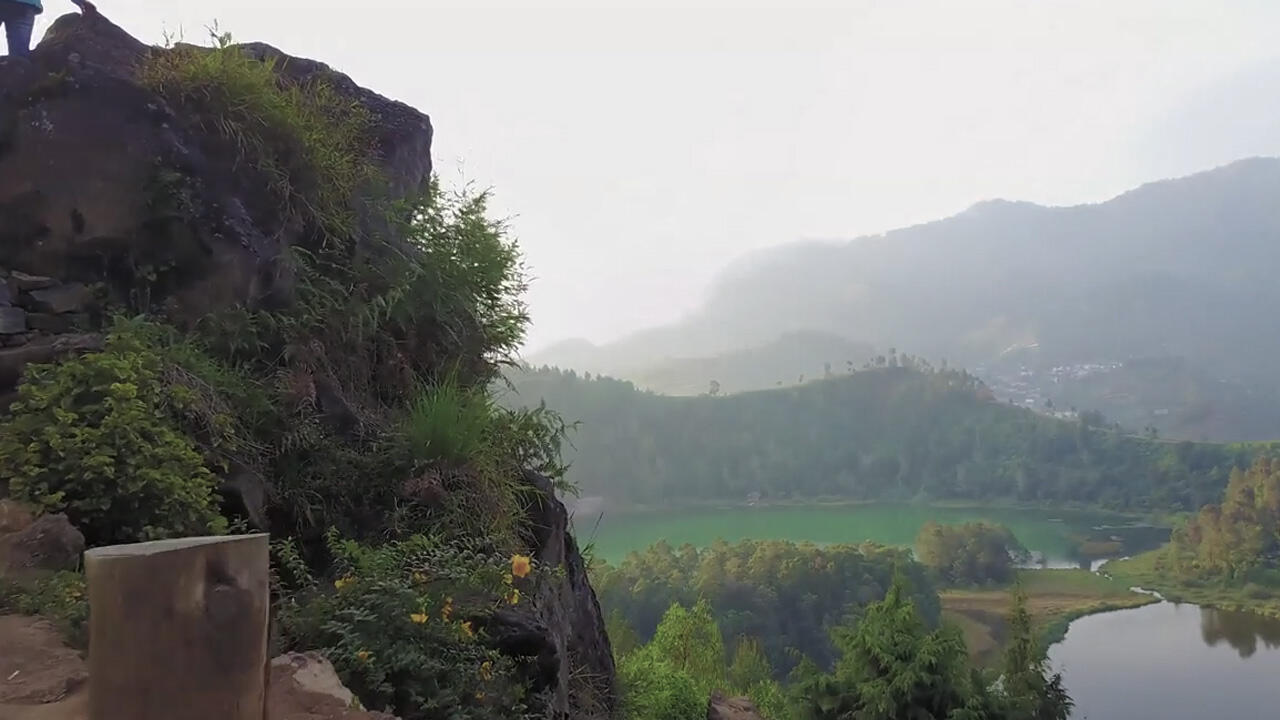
left=506, top=364, right=1269, bottom=510
left=0, top=23, right=609, bottom=720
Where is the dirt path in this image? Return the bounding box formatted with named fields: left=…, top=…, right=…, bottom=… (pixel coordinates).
left=0, top=614, right=87, bottom=720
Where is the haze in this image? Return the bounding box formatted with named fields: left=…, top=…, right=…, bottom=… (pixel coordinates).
left=63, top=0, right=1280, bottom=351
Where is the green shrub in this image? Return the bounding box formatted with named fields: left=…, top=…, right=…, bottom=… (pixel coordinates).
left=0, top=572, right=89, bottom=648
left=0, top=325, right=227, bottom=544
left=139, top=29, right=374, bottom=243
left=278, top=532, right=539, bottom=719
left=618, top=645, right=706, bottom=720
left=404, top=380, right=495, bottom=468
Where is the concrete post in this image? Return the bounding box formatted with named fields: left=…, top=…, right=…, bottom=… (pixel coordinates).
left=84, top=534, right=270, bottom=720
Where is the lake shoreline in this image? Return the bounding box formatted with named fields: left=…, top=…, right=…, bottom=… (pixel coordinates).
left=940, top=568, right=1159, bottom=665
left=1104, top=550, right=1280, bottom=619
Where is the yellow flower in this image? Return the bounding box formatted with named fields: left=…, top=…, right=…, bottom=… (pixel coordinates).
left=355, top=650, right=372, bottom=662
left=410, top=612, right=429, bottom=624
left=410, top=571, right=427, bottom=584
left=334, top=576, right=354, bottom=590
left=461, top=621, right=475, bottom=638
left=506, top=589, right=521, bottom=605
left=442, top=597, right=454, bottom=621
left=479, top=661, right=493, bottom=681
left=511, top=554, right=532, bottom=579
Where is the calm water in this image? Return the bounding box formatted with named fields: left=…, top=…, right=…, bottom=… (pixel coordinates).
left=1049, top=601, right=1280, bottom=719
left=582, top=504, right=1167, bottom=565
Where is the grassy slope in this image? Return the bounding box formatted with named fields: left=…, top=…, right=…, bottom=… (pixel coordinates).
left=940, top=569, right=1157, bottom=665
left=1105, top=550, right=1280, bottom=618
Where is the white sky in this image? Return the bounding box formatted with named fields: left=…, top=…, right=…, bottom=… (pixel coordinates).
left=40, top=1, right=1280, bottom=351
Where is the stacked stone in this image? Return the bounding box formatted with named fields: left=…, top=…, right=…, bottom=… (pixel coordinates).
left=0, top=268, right=94, bottom=348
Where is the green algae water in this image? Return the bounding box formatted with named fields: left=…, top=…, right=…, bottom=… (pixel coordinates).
left=580, top=503, right=1167, bottom=565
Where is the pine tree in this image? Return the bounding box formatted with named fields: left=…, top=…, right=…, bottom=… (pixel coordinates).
left=1000, top=584, right=1073, bottom=720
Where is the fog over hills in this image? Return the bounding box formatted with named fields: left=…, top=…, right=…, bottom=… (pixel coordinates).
left=530, top=158, right=1280, bottom=439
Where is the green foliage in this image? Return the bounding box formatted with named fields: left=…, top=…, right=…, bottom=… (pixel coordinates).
left=729, top=637, right=798, bottom=720
left=0, top=572, right=89, bottom=648
left=139, top=28, right=375, bottom=242
left=404, top=379, right=496, bottom=467
left=1170, top=456, right=1280, bottom=579
left=794, top=573, right=993, bottom=720
left=506, top=364, right=1266, bottom=510
left=594, top=538, right=938, bottom=676
left=606, top=609, right=641, bottom=659
left=617, top=645, right=706, bottom=720
left=916, top=521, right=1028, bottom=586
left=0, top=322, right=228, bottom=544
left=650, top=599, right=726, bottom=695
left=999, top=585, right=1073, bottom=720
left=277, top=532, right=534, bottom=720
left=728, top=636, right=773, bottom=692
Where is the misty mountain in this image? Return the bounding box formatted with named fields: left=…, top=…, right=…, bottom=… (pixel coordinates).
left=530, top=331, right=875, bottom=396
left=529, top=158, right=1280, bottom=436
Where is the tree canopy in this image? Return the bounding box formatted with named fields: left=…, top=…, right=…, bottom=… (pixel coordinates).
left=506, top=365, right=1266, bottom=511
left=593, top=538, right=938, bottom=676
left=916, top=521, right=1029, bottom=585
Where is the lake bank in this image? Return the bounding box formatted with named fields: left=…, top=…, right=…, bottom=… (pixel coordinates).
left=1105, top=549, right=1280, bottom=618
left=940, top=569, right=1158, bottom=665
left=1048, top=599, right=1280, bottom=719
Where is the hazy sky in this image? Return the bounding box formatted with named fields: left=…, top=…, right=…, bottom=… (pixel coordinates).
left=46, top=1, right=1280, bottom=351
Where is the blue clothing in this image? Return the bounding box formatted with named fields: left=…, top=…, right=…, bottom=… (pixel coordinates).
left=0, top=1, right=35, bottom=57
left=6, top=1, right=88, bottom=14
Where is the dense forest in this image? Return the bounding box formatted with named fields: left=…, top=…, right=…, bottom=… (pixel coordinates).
left=592, top=538, right=938, bottom=676
left=1169, top=457, right=1280, bottom=580
left=505, top=364, right=1269, bottom=511
left=602, top=539, right=1071, bottom=720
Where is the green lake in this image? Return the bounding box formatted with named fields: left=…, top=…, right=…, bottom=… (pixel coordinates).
left=579, top=503, right=1168, bottom=565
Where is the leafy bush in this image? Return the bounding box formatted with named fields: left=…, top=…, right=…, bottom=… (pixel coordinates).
left=278, top=532, right=539, bottom=720
left=0, top=324, right=227, bottom=544
left=617, top=646, right=705, bottom=720
left=0, top=571, right=89, bottom=648
left=139, top=28, right=374, bottom=242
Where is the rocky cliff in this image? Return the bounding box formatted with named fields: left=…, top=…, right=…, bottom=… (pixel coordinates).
left=0, top=14, right=613, bottom=719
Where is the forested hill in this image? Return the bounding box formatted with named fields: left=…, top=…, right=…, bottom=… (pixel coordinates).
left=504, top=365, right=1271, bottom=511
left=529, top=158, right=1280, bottom=439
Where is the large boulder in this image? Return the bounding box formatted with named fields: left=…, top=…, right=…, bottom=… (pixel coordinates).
left=0, top=513, right=85, bottom=579
left=268, top=652, right=398, bottom=720
left=708, top=692, right=767, bottom=720
left=0, top=13, right=432, bottom=334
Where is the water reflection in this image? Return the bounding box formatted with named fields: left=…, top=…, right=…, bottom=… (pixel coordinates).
left=1199, top=606, right=1280, bottom=658
left=1050, top=601, right=1280, bottom=719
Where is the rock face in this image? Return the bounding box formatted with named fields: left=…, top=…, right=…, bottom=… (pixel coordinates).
left=485, top=472, right=616, bottom=718
left=0, top=12, right=432, bottom=337
left=708, top=692, right=767, bottom=720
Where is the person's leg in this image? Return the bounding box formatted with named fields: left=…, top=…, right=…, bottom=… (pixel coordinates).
left=2, top=5, right=35, bottom=58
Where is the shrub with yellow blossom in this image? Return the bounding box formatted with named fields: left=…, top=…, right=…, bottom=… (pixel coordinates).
left=277, top=531, right=544, bottom=720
